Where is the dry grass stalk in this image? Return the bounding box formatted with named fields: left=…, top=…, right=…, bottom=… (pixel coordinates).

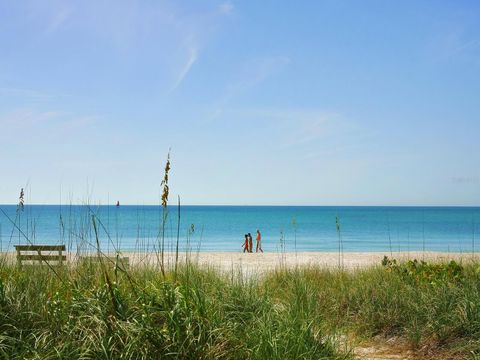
left=159, top=150, right=171, bottom=277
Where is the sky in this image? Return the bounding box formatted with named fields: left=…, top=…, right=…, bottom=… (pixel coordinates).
left=0, top=0, right=479, bottom=206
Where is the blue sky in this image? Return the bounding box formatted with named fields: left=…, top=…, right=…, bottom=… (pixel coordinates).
left=1, top=0, right=479, bottom=205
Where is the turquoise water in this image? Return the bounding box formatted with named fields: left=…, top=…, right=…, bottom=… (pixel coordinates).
left=0, top=205, right=479, bottom=253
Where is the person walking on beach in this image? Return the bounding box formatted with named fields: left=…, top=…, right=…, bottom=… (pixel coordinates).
left=243, top=234, right=249, bottom=253
left=256, top=229, right=263, bottom=253
left=248, top=233, right=253, bottom=253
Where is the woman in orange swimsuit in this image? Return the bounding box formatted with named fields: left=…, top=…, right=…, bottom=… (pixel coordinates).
left=243, top=234, right=249, bottom=253
left=248, top=233, right=253, bottom=253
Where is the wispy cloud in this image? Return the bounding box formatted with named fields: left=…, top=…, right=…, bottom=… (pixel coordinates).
left=430, top=27, right=480, bottom=64
left=0, top=109, right=62, bottom=128
left=281, top=112, right=342, bottom=148
left=271, top=109, right=373, bottom=159
left=212, top=106, right=372, bottom=160
left=169, top=47, right=198, bottom=92
left=238, top=56, right=291, bottom=85
left=209, top=56, right=291, bottom=119
left=0, top=87, right=58, bottom=102
left=219, top=1, right=234, bottom=15
left=60, top=114, right=100, bottom=132
left=168, top=2, right=234, bottom=93
left=46, top=6, right=71, bottom=33
left=222, top=107, right=342, bottom=145
left=450, top=38, right=480, bottom=57
left=0, top=108, right=100, bottom=138
left=11, top=2, right=232, bottom=96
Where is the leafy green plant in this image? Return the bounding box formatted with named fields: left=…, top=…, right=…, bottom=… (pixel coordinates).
left=382, top=256, right=464, bottom=286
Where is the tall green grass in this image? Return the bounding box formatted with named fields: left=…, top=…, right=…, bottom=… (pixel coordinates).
left=265, top=259, right=480, bottom=358
left=1, top=258, right=480, bottom=358
left=0, top=262, right=346, bottom=359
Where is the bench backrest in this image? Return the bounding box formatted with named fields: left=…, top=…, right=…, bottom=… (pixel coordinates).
left=15, top=245, right=66, bottom=266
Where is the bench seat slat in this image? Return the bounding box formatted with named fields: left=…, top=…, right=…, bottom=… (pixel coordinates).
left=18, top=255, right=67, bottom=261
left=15, top=245, right=66, bottom=251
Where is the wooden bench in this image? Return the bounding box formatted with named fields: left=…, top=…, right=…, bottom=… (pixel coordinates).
left=15, top=245, right=66, bottom=267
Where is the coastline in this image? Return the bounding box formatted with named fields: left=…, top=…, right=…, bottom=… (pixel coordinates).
left=145, top=251, right=479, bottom=273
left=2, top=251, right=478, bottom=274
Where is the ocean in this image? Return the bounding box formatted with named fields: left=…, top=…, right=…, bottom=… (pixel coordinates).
left=0, top=205, right=479, bottom=253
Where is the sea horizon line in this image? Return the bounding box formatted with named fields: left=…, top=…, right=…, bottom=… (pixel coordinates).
left=0, top=203, right=479, bottom=208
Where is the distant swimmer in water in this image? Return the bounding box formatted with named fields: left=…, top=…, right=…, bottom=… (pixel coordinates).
left=116, top=201, right=120, bottom=207
left=256, top=229, right=263, bottom=253
left=243, top=234, right=249, bottom=253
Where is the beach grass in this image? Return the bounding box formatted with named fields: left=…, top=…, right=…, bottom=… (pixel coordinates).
left=1, top=257, right=480, bottom=359
left=0, top=260, right=346, bottom=359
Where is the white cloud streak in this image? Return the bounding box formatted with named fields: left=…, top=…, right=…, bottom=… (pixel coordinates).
left=12, top=2, right=231, bottom=96
left=46, top=6, right=71, bottom=33
left=0, top=87, right=57, bottom=101
left=219, top=2, right=234, bottom=15
left=169, top=47, right=198, bottom=92
left=0, top=109, right=100, bottom=138
left=0, top=109, right=62, bottom=128
left=209, top=56, right=291, bottom=119
left=429, top=27, right=480, bottom=64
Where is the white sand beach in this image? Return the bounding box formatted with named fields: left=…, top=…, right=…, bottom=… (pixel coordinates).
left=139, top=251, right=478, bottom=274
left=3, top=251, right=477, bottom=276
left=61, top=251, right=480, bottom=274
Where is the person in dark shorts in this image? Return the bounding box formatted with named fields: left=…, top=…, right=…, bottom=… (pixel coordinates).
left=256, top=229, right=263, bottom=253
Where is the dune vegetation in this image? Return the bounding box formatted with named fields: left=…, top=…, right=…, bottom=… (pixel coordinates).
left=0, top=256, right=480, bottom=359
